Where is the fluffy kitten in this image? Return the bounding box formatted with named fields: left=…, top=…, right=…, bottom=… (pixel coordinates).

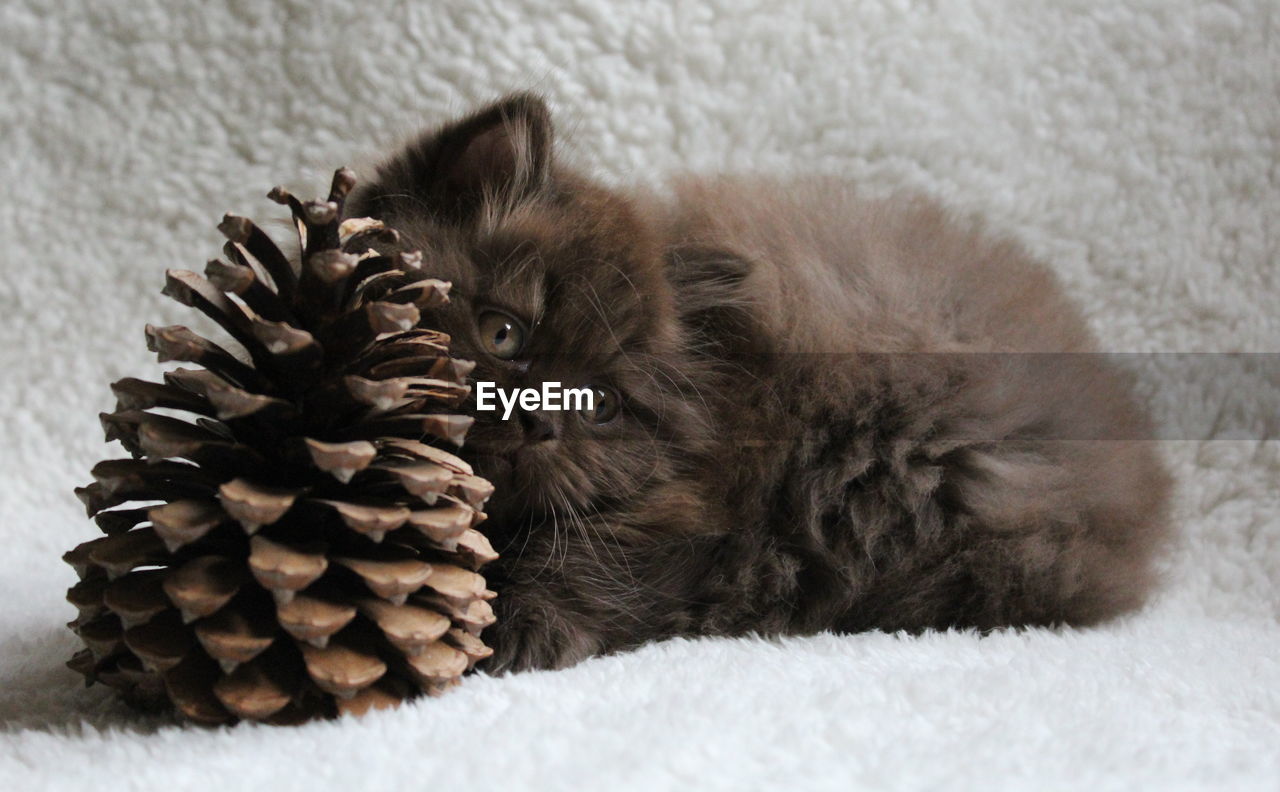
left=347, top=94, right=1172, bottom=672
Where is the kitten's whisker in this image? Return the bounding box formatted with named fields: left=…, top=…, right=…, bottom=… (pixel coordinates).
left=627, top=431, right=674, bottom=495
left=528, top=489, right=562, bottom=583
left=555, top=484, right=622, bottom=580
left=582, top=256, right=644, bottom=307
left=569, top=277, right=640, bottom=372
left=571, top=491, right=636, bottom=584
left=552, top=484, right=606, bottom=575
left=634, top=350, right=715, bottom=423
left=508, top=489, right=539, bottom=567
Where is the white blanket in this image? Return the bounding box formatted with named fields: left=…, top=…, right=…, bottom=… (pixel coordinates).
left=1, top=1, right=1277, bottom=789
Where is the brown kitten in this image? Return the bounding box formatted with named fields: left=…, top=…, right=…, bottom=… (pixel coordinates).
left=347, top=94, right=1173, bottom=672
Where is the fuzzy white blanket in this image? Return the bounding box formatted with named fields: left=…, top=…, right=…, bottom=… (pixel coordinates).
left=1, top=1, right=1277, bottom=789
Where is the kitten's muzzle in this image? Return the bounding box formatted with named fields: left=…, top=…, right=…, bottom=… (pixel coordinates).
left=517, top=409, right=557, bottom=445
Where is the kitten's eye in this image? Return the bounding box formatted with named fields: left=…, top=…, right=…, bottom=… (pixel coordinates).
left=476, top=310, right=526, bottom=360
left=580, top=385, right=620, bottom=425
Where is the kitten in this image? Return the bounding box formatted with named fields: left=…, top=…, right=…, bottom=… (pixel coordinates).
left=346, top=94, right=1173, bottom=672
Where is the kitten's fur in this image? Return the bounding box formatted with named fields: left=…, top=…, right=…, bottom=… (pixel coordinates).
left=348, top=94, right=1172, bottom=672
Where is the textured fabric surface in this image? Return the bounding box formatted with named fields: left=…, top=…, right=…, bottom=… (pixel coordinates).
left=1, top=1, right=1277, bottom=789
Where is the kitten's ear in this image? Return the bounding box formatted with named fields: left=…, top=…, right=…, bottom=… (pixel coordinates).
left=383, top=92, right=553, bottom=221
left=440, top=93, right=553, bottom=201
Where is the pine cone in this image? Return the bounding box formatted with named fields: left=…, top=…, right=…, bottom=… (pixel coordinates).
left=63, top=168, right=498, bottom=725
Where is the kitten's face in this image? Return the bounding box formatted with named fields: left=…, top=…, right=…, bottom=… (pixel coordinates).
left=348, top=95, right=705, bottom=546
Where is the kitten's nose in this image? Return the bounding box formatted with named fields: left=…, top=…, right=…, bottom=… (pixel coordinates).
left=517, top=409, right=557, bottom=445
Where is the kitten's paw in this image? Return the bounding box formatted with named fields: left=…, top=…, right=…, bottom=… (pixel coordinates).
left=481, top=602, right=597, bottom=675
